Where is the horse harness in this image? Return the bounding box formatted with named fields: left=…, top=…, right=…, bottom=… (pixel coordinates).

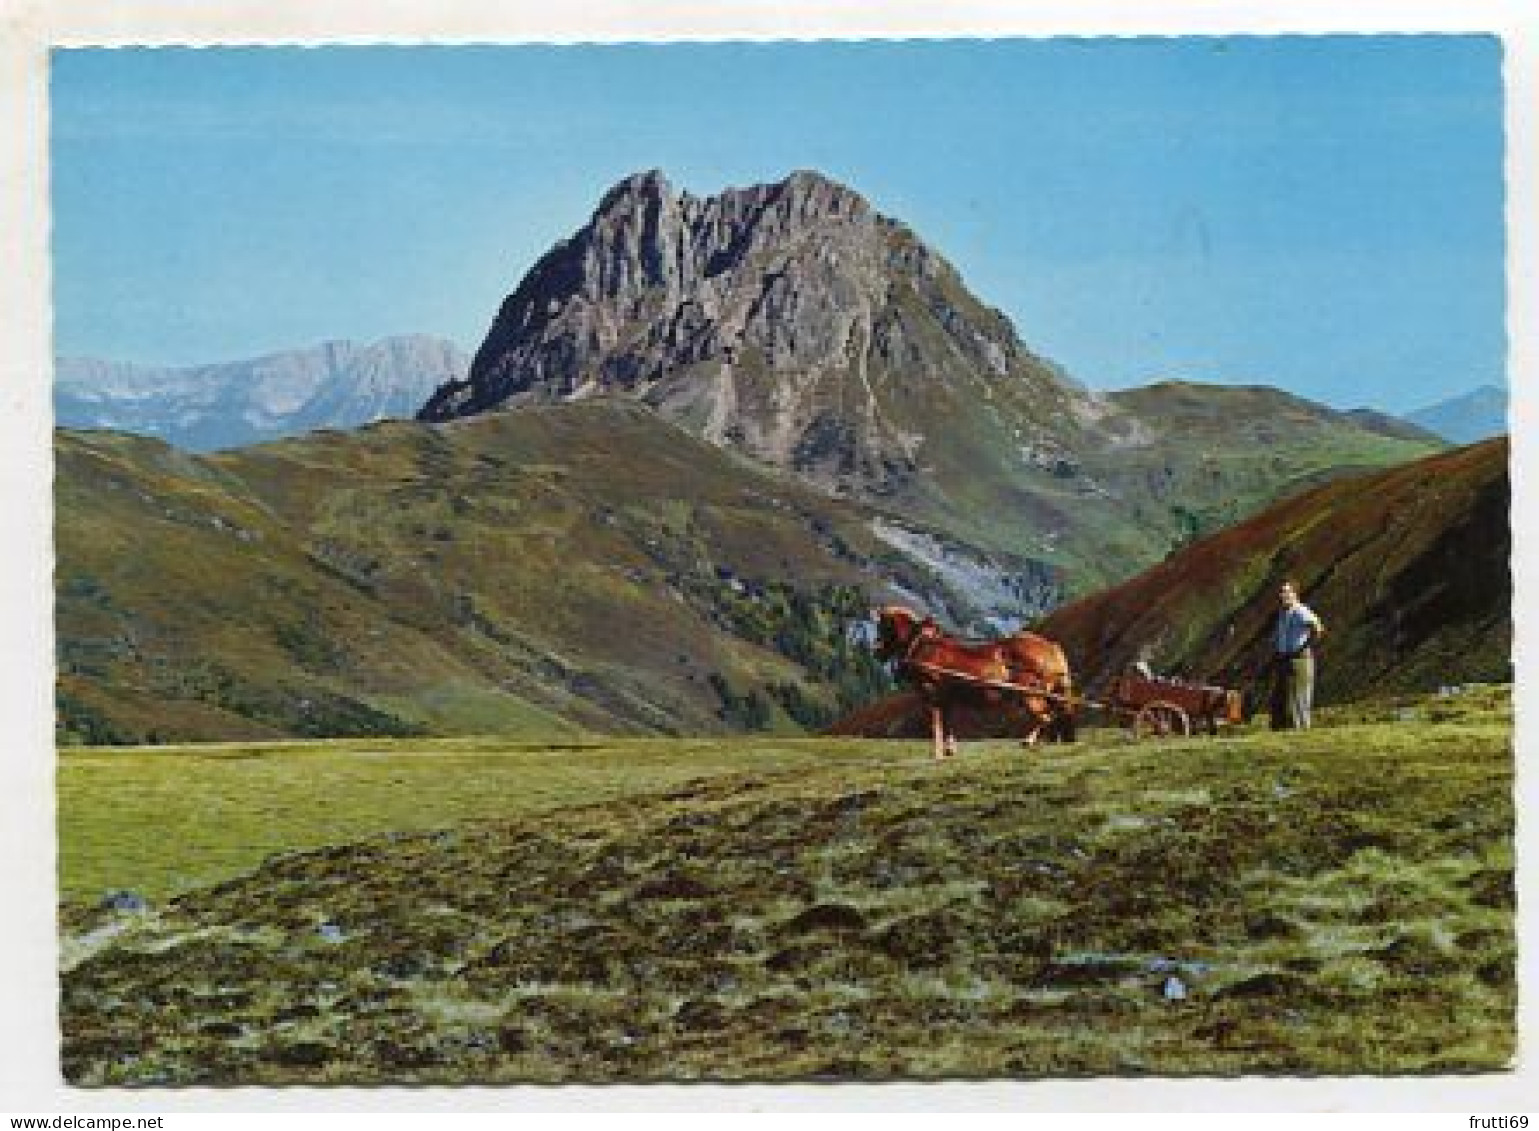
left=897, top=620, right=1055, bottom=700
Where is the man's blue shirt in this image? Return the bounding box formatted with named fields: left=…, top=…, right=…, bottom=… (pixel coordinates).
left=1275, top=604, right=1321, bottom=655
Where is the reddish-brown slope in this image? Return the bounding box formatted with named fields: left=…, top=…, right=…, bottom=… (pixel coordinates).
left=1039, top=437, right=1509, bottom=704
left=831, top=438, right=1508, bottom=734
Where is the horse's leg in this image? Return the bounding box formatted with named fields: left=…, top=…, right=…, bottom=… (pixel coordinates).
left=943, top=701, right=959, bottom=758
left=1056, top=705, right=1077, bottom=743
left=1020, top=697, right=1043, bottom=748
left=930, top=701, right=947, bottom=761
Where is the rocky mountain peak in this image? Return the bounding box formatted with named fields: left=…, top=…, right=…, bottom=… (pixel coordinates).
left=598, top=166, right=674, bottom=205
left=420, top=168, right=1083, bottom=503
left=593, top=167, right=869, bottom=230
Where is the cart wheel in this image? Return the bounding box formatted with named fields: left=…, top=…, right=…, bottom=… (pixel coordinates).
left=1133, top=700, right=1191, bottom=740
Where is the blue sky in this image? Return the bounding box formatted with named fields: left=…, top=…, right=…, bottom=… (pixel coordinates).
left=51, top=36, right=1504, bottom=412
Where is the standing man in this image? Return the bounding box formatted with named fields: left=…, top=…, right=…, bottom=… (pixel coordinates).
left=1270, top=580, right=1325, bottom=730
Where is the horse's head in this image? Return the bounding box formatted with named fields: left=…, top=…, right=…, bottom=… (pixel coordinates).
left=872, top=605, right=924, bottom=661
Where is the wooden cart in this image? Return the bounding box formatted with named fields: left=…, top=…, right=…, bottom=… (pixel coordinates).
left=899, top=660, right=1242, bottom=741
left=1102, top=671, right=1244, bottom=739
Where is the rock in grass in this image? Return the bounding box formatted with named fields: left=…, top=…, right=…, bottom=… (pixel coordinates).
left=99, top=890, right=148, bottom=913
left=1163, top=975, right=1188, bottom=1001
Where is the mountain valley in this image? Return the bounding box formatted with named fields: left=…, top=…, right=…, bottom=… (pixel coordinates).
left=54, top=170, right=1494, bottom=743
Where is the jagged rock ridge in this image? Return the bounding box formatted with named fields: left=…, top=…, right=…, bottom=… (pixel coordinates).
left=420, top=170, right=1442, bottom=602
left=420, top=169, right=1100, bottom=499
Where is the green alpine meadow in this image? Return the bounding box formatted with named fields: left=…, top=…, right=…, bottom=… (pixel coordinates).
left=59, top=689, right=1513, bottom=1082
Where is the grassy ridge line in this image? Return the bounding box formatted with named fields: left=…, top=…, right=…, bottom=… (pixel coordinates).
left=59, top=690, right=1513, bottom=1082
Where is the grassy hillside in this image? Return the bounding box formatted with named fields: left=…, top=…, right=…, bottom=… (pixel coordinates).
left=808, top=374, right=1446, bottom=598
left=54, top=384, right=1447, bottom=745
left=1086, top=382, right=1447, bottom=561
left=60, top=688, right=1512, bottom=1082
left=829, top=439, right=1508, bottom=740
left=56, top=406, right=906, bottom=744
left=1040, top=437, right=1509, bottom=703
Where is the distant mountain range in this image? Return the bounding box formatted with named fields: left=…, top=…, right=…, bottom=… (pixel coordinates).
left=55, top=335, right=467, bottom=452
left=1341, top=407, right=1444, bottom=444
left=1405, top=384, right=1507, bottom=445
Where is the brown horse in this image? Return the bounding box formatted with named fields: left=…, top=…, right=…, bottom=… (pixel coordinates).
left=873, top=605, right=1076, bottom=760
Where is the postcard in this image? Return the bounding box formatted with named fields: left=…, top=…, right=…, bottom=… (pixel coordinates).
left=4, top=1, right=1534, bottom=1117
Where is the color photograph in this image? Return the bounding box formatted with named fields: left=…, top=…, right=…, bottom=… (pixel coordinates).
left=45, top=32, right=1513, bottom=1087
